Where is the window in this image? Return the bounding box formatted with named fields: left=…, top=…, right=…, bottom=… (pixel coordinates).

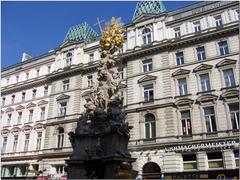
left=218, top=41, right=229, bottom=56
left=36, top=132, right=42, bottom=150
left=145, top=114, right=156, bottom=139
left=193, top=21, right=201, bottom=33
left=17, top=112, right=22, bottom=124
left=55, top=165, right=65, bottom=175
left=65, top=52, right=72, bottom=67
left=89, top=54, right=94, bottom=62
left=7, top=114, right=12, bottom=126
left=143, top=59, right=153, bottom=72
left=200, top=74, right=211, bottom=92
left=174, top=27, right=181, bottom=38
left=32, top=89, right=37, bottom=99
left=40, top=107, right=45, bottom=120
left=143, top=84, right=154, bottom=102
left=11, top=95, right=15, bottom=104
left=119, top=67, right=124, bottom=79
left=183, top=154, right=197, bottom=170
left=59, top=102, right=67, bottom=116
left=204, top=107, right=217, bottom=132
left=234, top=150, right=239, bottom=167
left=63, top=80, right=69, bottom=91
left=176, top=52, right=184, bottom=65
left=2, top=97, right=5, bottom=106
left=29, top=110, right=33, bottom=122
left=48, top=66, right=51, bottom=74
left=24, top=134, right=30, bottom=151
left=44, top=86, right=48, bottom=96
left=87, top=75, right=93, bottom=87
left=6, top=78, right=9, bottom=85
left=229, top=103, right=239, bottom=129
left=13, top=135, right=18, bottom=152
left=142, top=28, right=152, bottom=44
left=181, top=111, right=192, bottom=136
left=2, top=137, right=8, bottom=153
left=16, top=75, right=19, bottom=83
left=236, top=9, right=239, bottom=20
left=36, top=69, right=40, bottom=76
left=22, top=92, right=26, bottom=102
left=196, top=46, right=206, bottom=61
left=57, top=127, right=64, bottom=148
left=214, top=15, right=223, bottom=28
left=207, top=152, right=223, bottom=168
left=223, top=69, right=235, bottom=87
left=178, top=78, right=188, bottom=96
left=26, top=73, right=29, bottom=80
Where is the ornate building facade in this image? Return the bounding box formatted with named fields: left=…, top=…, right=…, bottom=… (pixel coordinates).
left=1, top=1, right=239, bottom=179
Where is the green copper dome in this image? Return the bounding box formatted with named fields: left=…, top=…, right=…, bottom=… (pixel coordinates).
left=64, top=22, right=98, bottom=42
left=132, top=0, right=166, bottom=20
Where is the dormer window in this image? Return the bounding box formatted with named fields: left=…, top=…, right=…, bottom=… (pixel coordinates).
left=142, top=28, right=152, bottom=45
left=65, top=52, right=72, bottom=67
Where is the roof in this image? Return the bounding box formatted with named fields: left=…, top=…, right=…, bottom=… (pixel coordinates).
left=64, top=22, right=98, bottom=42
left=132, top=0, right=166, bottom=21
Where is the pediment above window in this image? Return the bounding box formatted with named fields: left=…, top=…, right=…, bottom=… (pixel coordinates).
left=33, top=123, right=44, bottom=131
left=5, top=107, right=14, bottom=113
left=193, top=64, right=213, bottom=73
left=220, top=89, right=239, bottom=101
left=138, top=75, right=157, bottom=84
left=26, top=102, right=36, bottom=109
left=38, top=100, right=48, bottom=106
left=56, top=94, right=70, bottom=101
left=59, top=40, right=77, bottom=49
left=22, top=125, right=32, bottom=132
left=11, top=127, right=21, bottom=134
left=133, top=14, right=155, bottom=23
left=196, top=94, right=218, bottom=104
left=216, top=58, right=237, bottom=68
left=172, top=69, right=190, bottom=77
left=16, top=105, right=25, bottom=111
left=175, top=98, right=194, bottom=107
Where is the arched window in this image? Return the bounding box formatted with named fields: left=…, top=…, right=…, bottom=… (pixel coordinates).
left=142, top=162, right=161, bottom=179
left=142, top=28, right=152, bottom=45
left=57, top=127, right=64, bottom=148
left=65, top=52, right=72, bottom=67
left=145, top=114, right=156, bottom=139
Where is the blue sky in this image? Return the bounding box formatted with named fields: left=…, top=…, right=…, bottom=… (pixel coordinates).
left=1, top=1, right=196, bottom=68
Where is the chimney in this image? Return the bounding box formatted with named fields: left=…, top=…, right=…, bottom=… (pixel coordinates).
left=22, top=52, right=32, bottom=62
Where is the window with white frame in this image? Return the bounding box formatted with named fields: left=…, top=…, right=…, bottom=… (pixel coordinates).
left=200, top=73, right=211, bottom=92
left=2, top=97, right=5, bottom=106
left=223, top=68, right=236, bottom=87
left=7, top=114, right=12, bottom=126
left=193, top=21, right=201, bottom=33
left=176, top=52, right=184, bottom=65
left=196, top=46, right=206, bottom=61
left=26, top=73, right=29, bottom=80
left=181, top=111, right=192, bottom=136
left=29, top=110, right=33, bottom=122
left=2, top=137, right=8, bottom=153
left=57, top=127, right=64, bottom=148
left=47, top=66, right=51, bottom=74
left=59, top=102, right=67, bottom=116
left=218, top=41, right=229, bottom=56
left=87, top=75, right=93, bottom=87
left=22, top=92, right=26, bottom=102
left=44, top=86, right=48, bottom=96
left=235, top=9, right=239, bottom=20
left=203, top=106, right=217, bottom=132
left=17, top=112, right=22, bottom=124
left=36, top=69, right=40, bottom=77
left=174, top=27, right=181, bottom=38
left=32, top=89, right=37, bottom=99
left=207, top=152, right=223, bottom=168
left=234, top=150, right=239, bottom=167
left=40, top=107, right=46, bottom=120
left=229, top=103, right=239, bottom=129
left=89, top=54, right=94, bottom=62
left=12, top=135, right=18, bottom=152
left=214, top=15, right=223, bottom=27
left=178, top=78, right=188, bottom=96
left=142, top=59, right=153, bottom=72
left=63, top=79, right=70, bottom=91
left=183, top=154, right=197, bottom=170
left=143, top=84, right=154, bottom=102
left=145, top=114, right=156, bottom=139
left=11, top=95, right=15, bottom=104
left=16, top=75, right=19, bottom=83
left=142, top=28, right=152, bottom=45
left=24, top=134, right=30, bottom=151
left=65, top=52, right=72, bottom=67
left=36, top=132, right=42, bottom=150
